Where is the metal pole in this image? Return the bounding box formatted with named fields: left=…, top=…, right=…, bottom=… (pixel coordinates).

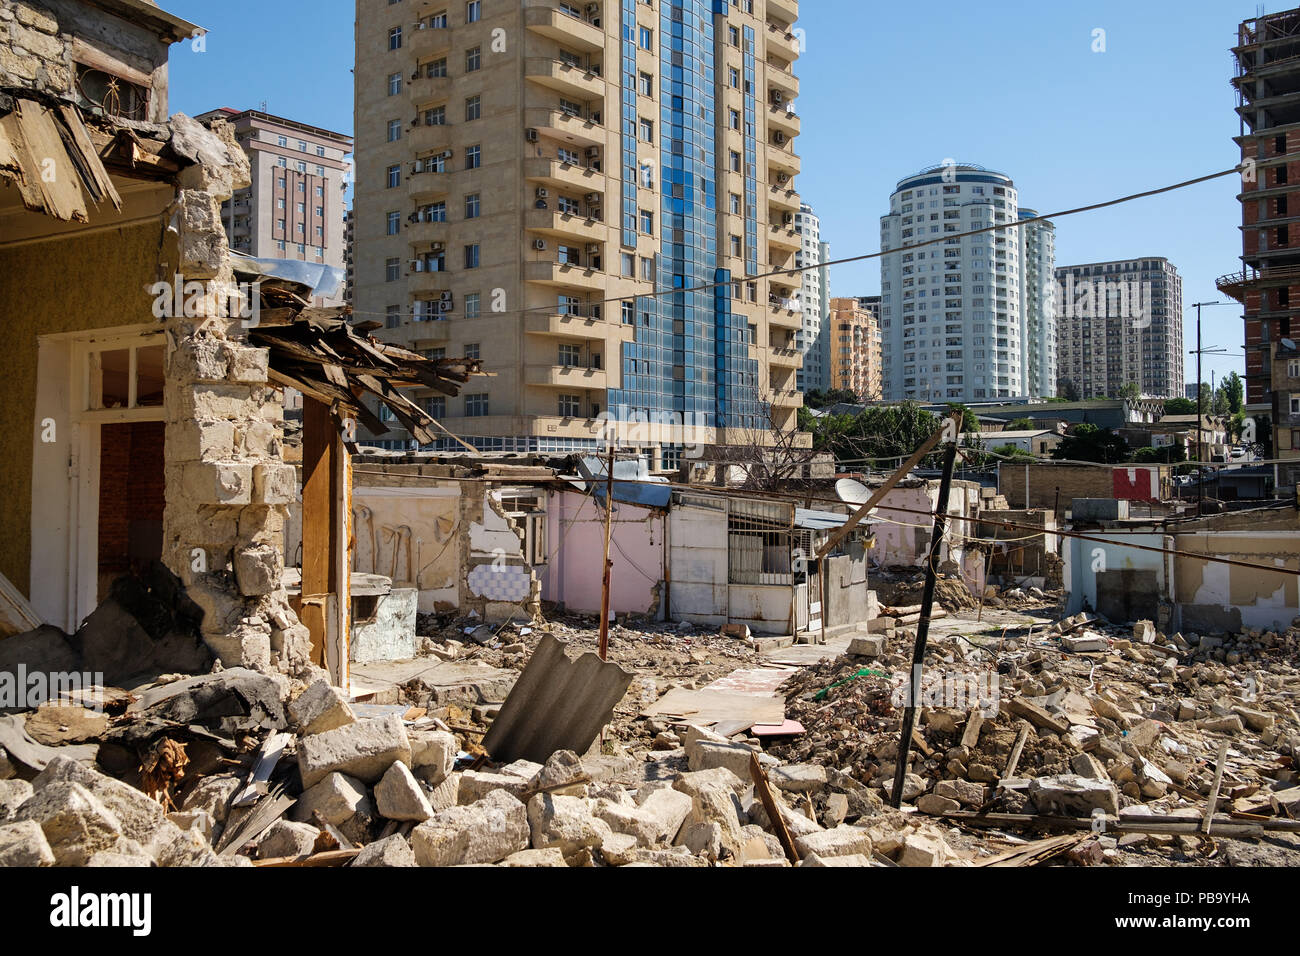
left=890, top=434, right=960, bottom=810
left=1196, top=303, right=1203, bottom=516
left=598, top=443, right=615, bottom=661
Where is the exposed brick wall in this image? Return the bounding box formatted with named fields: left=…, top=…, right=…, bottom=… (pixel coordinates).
left=998, top=463, right=1113, bottom=512
left=97, top=421, right=165, bottom=580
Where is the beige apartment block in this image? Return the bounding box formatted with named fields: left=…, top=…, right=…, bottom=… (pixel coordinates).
left=195, top=108, right=353, bottom=305
left=829, top=297, right=882, bottom=401
left=353, top=0, right=806, bottom=461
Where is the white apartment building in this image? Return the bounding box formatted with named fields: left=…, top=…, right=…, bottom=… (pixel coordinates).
left=1019, top=209, right=1057, bottom=398
left=880, top=164, right=1055, bottom=402
left=794, top=202, right=829, bottom=392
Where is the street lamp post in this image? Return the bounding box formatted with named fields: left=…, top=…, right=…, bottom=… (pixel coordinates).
left=1189, top=301, right=1230, bottom=515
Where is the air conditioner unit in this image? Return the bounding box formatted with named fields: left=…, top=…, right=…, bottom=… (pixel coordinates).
left=585, top=192, right=600, bottom=203
left=586, top=3, right=600, bottom=15
left=777, top=172, right=790, bottom=184
left=535, top=199, right=549, bottom=209
left=771, top=90, right=784, bottom=105
left=536, top=187, right=549, bottom=199
left=534, top=239, right=548, bottom=251
left=440, top=149, right=453, bottom=159
left=431, top=242, right=445, bottom=252
left=774, top=131, right=787, bottom=145
left=783, top=212, right=794, bottom=225
left=439, top=290, right=453, bottom=302
left=585, top=147, right=600, bottom=160
left=437, top=298, right=454, bottom=313
left=526, top=128, right=539, bottom=142
left=586, top=244, right=601, bottom=255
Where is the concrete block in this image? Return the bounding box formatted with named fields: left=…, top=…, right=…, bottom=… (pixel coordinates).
left=679, top=783, right=744, bottom=857
left=182, top=774, right=240, bottom=824
left=376, top=762, right=434, bottom=822
left=848, top=636, right=885, bottom=658
left=33, top=757, right=167, bottom=847
left=770, top=764, right=828, bottom=794
left=289, top=679, right=356, bottom=736
left=794, top=825, right=872, bottom=859
left=916, top=793, right=961, bottom=815
left=1062, top=634, right=1108, bottom=654
left=1233, top=707, right=1274, bottom=732
left=898, top=831, right=949, bottom=867
left=293, top=772, right=370, bottom=827
left=1198, top=715, right=1244, bottom=735
left=1133, top=620, right=1157, bottom=644
left=225, top=343, right=269, bottom=383
left=181, top=460, right=252, bottom=505
left=15, top=782, right=122, bottom=866
left=410, top=730, right=457, bottom=786
left=0, top=779, right=33, bottom=823
left=457, top=770, right=530, bottom=804
left=0, top=819, right=55, bottom=866
left=234, top=544, right=282, bottom=597
left=256, top=820, right=319, bottom=859
left=1028, top=775, right=1120, bottom=817
left=686, top=738, right=776, bottom=778
left=799, top=852, right=872, bottom=867
left=253, top=463, right=297, bottom=505
left=528, top=750, right=586, bottom=794
left=168, top=809, right=217, bottom=843
left=934, top=779, right=986, bottom=807
left=503, top=847, right=569, bottom=867
left=1071, top=752, right=1109, bottom=781
left=672, top=767, right=746, bottom=798
left=352, top=834, right=417, bottom=867
left=526, top=793, right=611, bottom=857
left=297, top=715, right=411, bottom=788
left=412, top=790, right=529, bottom=866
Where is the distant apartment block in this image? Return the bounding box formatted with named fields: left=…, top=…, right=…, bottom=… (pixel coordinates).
left=353, top=0, right=807, bottom=459
left=828, top=296, right=882, bottom=401
left=880, top=164, right=1055, bottom=403
left=793, top=202, right=829, bottom=392
left=1056, top=257, right=1184, bottom=399
left=195, top=108, right=353, bottom=305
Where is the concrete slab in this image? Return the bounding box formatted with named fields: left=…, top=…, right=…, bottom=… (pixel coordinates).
left=761, top=634, right=855, bottom=666
left=349, top=658, right=517, bottom=704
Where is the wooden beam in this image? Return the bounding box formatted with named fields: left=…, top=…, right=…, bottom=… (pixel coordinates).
left=301, top=398, right=335, bottom=668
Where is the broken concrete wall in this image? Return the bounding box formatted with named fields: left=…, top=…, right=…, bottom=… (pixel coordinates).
left=468, top=490, right=540, bottom=624
left=823, top=549, right=872, bottom=630
left=540, top=490, right=665, bottom=619
left=667, top=498, right=729, bottom=627
left=1062, top=531, right=1169, bottom=626
left=1173, top=532, right=1300, bottom=633
left=977, top=509, right=1058, bottom=583
left=871, top=482, right=983, bottom=602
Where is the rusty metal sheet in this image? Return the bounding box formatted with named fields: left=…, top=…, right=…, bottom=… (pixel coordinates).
left=482, top=633, right=633, bottom=765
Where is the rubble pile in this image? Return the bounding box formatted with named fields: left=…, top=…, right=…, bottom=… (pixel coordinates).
left=767, top=611, right=1300, bottom=864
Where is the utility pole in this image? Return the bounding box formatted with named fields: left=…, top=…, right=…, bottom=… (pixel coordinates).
left=890, top=414, right=962, bottom=810
left=1189, top=302, right=1229, bottom=515
left=597, top=443, right=615, bottom=661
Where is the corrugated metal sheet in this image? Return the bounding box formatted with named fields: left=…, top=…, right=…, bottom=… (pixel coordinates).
left=482, top=633, right=634, bottom=764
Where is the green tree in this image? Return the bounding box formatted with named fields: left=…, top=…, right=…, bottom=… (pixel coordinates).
left=1052, top=423, right=1129, bottom=463
left=992, top=443, right=1036, bottom=461
left=1164, top=397, right=1197, bottom=416
left=1117, top=382, right=1141, bottom=401
left=1221, top=371, right=1244, bottom=415
left=1007, top=417, right=1035, bottom=430
left=806, top=402, right=941, bottom=467
left=945, top=402, right=980, bottom=433
left=803, top=388, right=860, bottom=410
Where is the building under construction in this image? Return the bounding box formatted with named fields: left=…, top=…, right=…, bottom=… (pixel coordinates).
left=1222, top=7, right=1300, bottom=489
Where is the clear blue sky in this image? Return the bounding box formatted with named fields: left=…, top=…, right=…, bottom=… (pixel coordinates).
left=165, top=0, right=1265, bottom=389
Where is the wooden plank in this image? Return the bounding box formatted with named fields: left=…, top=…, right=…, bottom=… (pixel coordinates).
left=55, top=104, right=121, bottom=210
left=974, top=833, right=1087, bottom=867
left=750, top=752, right=799, bottom=864
left=0, top=569, right=43, bottom=637
left=999, top=720, right=1032, bottom=786
left=301, top=399, right=335, bottom=668
left=1203, top=742, right=1229, bottom=835
left=252, top=848, right=361, bottom=868
left=14, top=100, right=86, bottom=221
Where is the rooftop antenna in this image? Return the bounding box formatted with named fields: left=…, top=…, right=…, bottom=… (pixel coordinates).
left=259, top=99, right=268, bottom=113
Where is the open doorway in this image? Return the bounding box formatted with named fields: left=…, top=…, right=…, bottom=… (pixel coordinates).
left=96, top=420, right=165, bottom=601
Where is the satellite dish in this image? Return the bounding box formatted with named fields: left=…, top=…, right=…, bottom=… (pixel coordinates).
left=836, top=478, right=871, bottom=506
left=1282, top=338, right=1297, bottom=351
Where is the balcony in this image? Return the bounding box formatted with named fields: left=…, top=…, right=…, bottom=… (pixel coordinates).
left=524, top=107, right=605, bottom=148
left=769, top=148, right=801, bottom=178
left=408, top=318, right=452, bottom=343
left=409, top=271, right=452, bottom=297
left=768, top=184, right=800, bottom=212
left=767, top=0, right=799, bottom=25
left=525, top=259, right=606, bottom=289
left=524, top=4, right=606, bottom=52
left=768, top=103, right=801, bottom=137
left=532, top=415, right=610, bottom=440
left=406, top=218, right=449, bottom=245
left=524, top=156, right=606, bottom=193
left=409, top=74, right=453, bottom=105
left=770, top=387, right=802, bottom=407
left=766, top=22, right=801, bottom=62
left=525, top=311, right=606, bottom=339
left=410, top=24, right=452, bottom=58
left=406, top=169, right=450, bottom=202
left=409, top=122, right=454, bottom=154
left=525, top=207, right=606, bottom=243
left=526, top=363, right=608, bottom=390
left=768, top=221, right=799, bottom=251
left=768, top=302, right=801, bottom=330
left=526, top=57, right=607, bottom=100
left=770, top=346, right=801, bottom=369
left=767, top=66, right=800, bottom=99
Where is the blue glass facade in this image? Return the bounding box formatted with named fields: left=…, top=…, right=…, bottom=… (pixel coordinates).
left=608, top=0, right=762, bottom=434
